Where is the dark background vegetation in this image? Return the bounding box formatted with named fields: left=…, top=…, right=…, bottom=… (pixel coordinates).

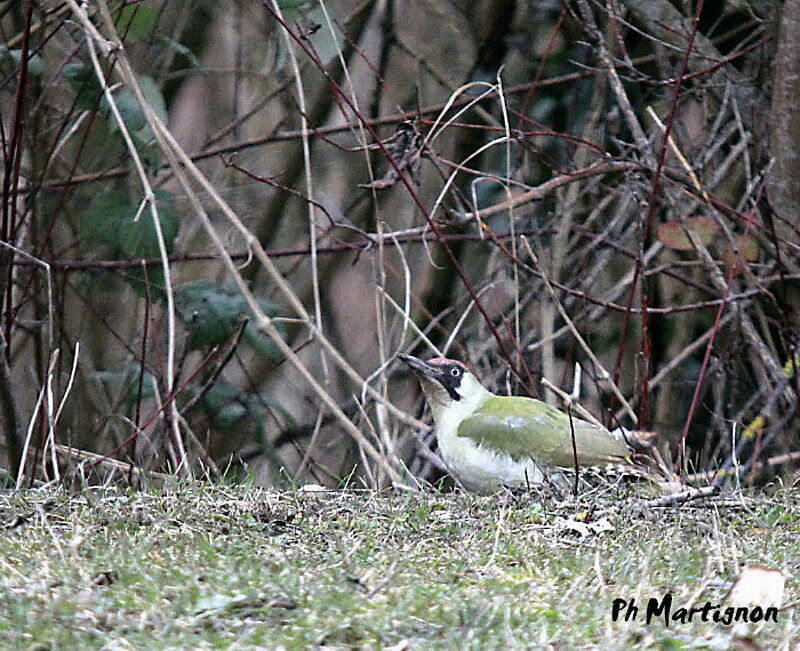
left=0, top=0, right=798, bottom=491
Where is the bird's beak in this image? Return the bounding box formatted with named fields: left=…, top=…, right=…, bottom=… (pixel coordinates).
left=398, top=353, right=440, bottom=380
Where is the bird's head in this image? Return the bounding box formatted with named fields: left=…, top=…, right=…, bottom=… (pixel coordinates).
left=398, top=353, right=490, bottom=421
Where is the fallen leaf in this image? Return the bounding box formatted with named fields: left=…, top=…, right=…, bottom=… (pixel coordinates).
left=560, top=517, right=614, bottom=538
left=729, top=566, right=784, bottom=608
left=723, top=234, right=759, bottom=277
left=298, top=484, right=328, bottom=493
left=383, top=641, right=411, bottom=651
left=191, top=593, right=249, bottom=616
left=657, top=216, right=720, bottom=250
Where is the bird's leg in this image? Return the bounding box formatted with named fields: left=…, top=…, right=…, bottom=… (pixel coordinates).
left=540, top=468, right=569, bottom=501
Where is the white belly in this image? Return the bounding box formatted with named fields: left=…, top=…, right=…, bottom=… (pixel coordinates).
left=438, top=429, right=546, bottom=493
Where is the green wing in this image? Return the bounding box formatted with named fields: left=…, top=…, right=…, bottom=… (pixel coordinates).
left=456, top=396, right=630, bottom=468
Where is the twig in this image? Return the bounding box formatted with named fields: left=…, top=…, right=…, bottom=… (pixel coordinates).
left=630, top=0, right=706, bottom=429
left=79, top=4, right=185, bottom=476
left=541, top=378, right=604, bottom=429
left=180, top=320, right=248, bottom=417
left=521, top=236, right=638, bottom=424
left=639, top=486, right=720, bottom=509
left=55, top=443, right=176, bottom=485
left=687, top=450, right=800, bottom=484
left=268, top=0, right=328, bottom=381
left=0, top=330, right=21, bottom=480
left=568, top=405, right=579, bottom=496
left=16, top=353, right=52, bottom=487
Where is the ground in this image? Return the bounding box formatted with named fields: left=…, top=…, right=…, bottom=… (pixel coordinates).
left=0, top=482, right=797, bottom=649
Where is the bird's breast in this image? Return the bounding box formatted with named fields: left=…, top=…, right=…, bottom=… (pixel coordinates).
left=436, top=425, right=546, bottom=493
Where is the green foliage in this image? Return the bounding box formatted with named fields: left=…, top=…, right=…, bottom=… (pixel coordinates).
left=91, top=367, right=158, bottom=410
left=101, top=75, right=167, bottom=162
left=63, top=62, right=166, bottom=162
left=62, top=62, right=103, bottom=109
left=272, top=3, right=343, bottom=65
left=90, top=369, right=290, bottom=467
left=0, top=46, right=45, bottom=76
left=191, top=378, right=289, bottom=438
left=103, top=86, right=147, bottom=131
left=304, top=8, right=344, bottom=65
left=188, top=378, right=291, bottom=480
left=156, top=36, right=201, bottom=69
left=174, top=281, right=285, bottom=359
left=80, top=190, right=179, bottom=293
left=81, top=190, right=179, bottom=259
left=195, top=380, right=251, bottom=432
left=115, top=5, right=159, bottom=42
left=129, top=75, right=169, bottom=133
left=276, top=0, right=312, bottom=9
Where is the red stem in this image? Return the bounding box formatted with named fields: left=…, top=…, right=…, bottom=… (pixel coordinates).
left=614, top=0, right=707, bottom=428
left=2, top=0, right=34, bottom=362
left=677, top=286, right=729, bottom=478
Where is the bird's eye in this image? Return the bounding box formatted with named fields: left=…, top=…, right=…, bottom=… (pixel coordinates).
left=450, top=367, right=461, bottom=377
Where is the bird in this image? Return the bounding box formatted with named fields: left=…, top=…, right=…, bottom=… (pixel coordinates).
left=399, top=353, right=657, bottom=494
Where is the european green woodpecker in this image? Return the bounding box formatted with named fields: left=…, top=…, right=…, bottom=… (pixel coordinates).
left=400, top=353, right=653, bottom=493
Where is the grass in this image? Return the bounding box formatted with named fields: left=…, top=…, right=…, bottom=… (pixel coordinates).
left=0, top=482, right=798, bottom=649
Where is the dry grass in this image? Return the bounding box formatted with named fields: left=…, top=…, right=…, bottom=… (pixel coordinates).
left=0, top=483, right=798, bottom=648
